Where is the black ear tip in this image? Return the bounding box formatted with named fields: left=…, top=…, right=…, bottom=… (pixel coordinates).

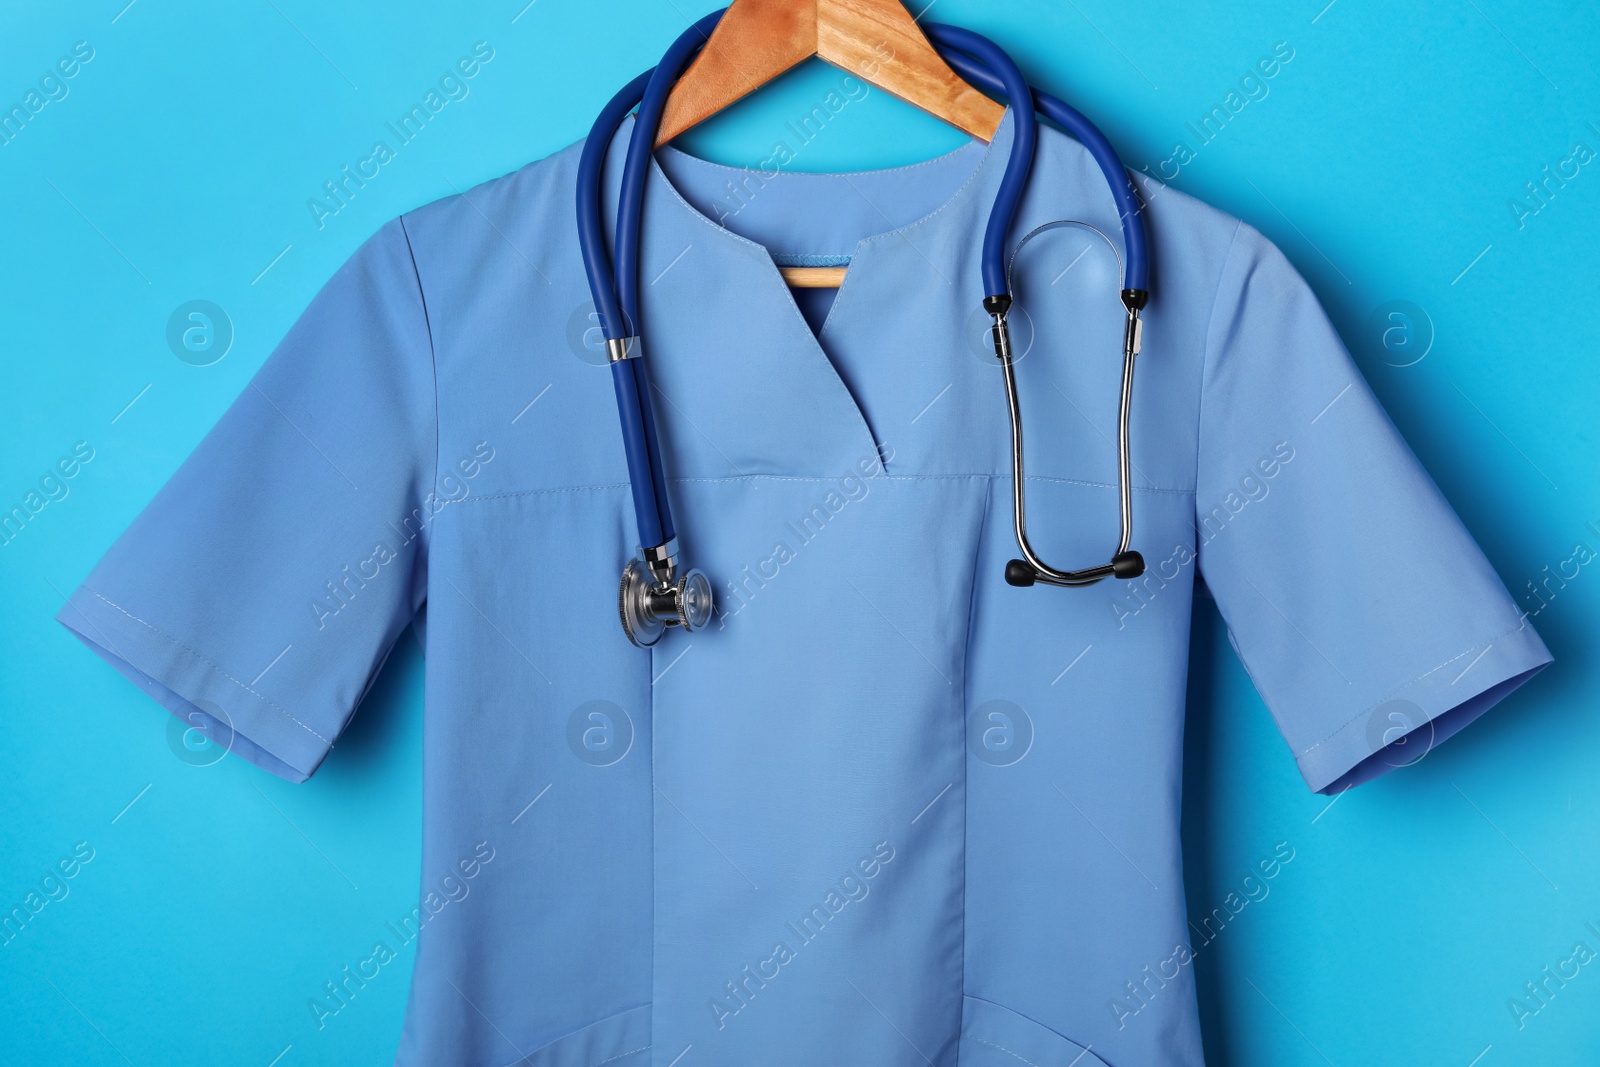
left=1005, top=559, right=1036, bottom=587
left=1111, top=550, right=1145, bottom=579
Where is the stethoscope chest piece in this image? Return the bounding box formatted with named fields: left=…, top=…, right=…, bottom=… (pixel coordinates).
left=618, top=551, right=714, bottom=648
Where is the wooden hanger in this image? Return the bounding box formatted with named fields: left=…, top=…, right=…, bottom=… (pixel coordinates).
left=655, top=0, right=1006, bottom=289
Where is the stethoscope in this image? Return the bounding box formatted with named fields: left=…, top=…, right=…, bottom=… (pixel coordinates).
left=578, top=11, right=1150, bottom=647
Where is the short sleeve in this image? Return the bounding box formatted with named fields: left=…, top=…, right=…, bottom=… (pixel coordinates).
left=56, top=218, right=437, bottom=783
left=1194, top=223, right=1551, bottom=795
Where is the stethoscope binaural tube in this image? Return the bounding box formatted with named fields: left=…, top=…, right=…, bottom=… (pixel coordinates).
left=577, top=13, right=1153, bottom=643
left=997, top=221, right=1146, bottom=588
left=929, top=26, right=1150, bottom=587
left=576, top=68, right=679, bottom=558
left=576, top=11, right=724, bottom=646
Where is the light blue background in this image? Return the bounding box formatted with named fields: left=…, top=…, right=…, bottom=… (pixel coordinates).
left=2, top=1, right=1595, bottom=1064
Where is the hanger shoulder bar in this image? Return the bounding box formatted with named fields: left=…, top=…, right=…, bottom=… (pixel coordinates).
left=779, top=266, right=849, bottom=288
left=816, top=0, right=1003, bottom=141
left=657, top=0, right=1004, bottom=147
left=656, top=0, right=817, bottom=147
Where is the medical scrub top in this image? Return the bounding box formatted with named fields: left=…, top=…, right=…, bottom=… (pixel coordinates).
left=58, top=108, right=1551, bottom=1067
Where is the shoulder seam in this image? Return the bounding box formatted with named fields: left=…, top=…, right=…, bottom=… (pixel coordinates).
left=1193, top=218, right=1246, bottom=535
left=395, top=214, right=439, bottom=618
left=395, top=213, right=442, bottom=527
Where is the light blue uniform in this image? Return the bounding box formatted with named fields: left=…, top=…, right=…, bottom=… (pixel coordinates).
left=58, top=110, right=1550, bottom=1066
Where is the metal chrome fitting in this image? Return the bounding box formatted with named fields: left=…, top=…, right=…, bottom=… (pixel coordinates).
left=618, top=552, right=713, bottom=647
left=989, top=311, right=1014, bottom=364
left=606, top=336, right=641, bottom=363
left=1123, top=308, right=1143, bottom=357
left=641, top=539, right=678, bottom=585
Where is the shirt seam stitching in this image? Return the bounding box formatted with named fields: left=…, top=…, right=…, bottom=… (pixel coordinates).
left=81, top=588, right=333, bottom=746
left=971, top=1036, right=1043, bottom=1067
left=958, top=477, right=990, bottom=1040
left=442, top=475, right=1197, bottom=507
left=589, top=1043, right=650, bottom=1067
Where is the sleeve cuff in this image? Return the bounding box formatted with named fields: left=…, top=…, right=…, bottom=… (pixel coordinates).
left=55, top=586, right=334, bottom=783
left=1294, top=619, right=1553, bottom=795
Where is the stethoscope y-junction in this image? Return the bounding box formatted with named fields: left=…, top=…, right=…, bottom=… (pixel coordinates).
left=577, top=11, right=1151, bottom=647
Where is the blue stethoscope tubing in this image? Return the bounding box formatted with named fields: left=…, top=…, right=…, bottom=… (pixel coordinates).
left=576, top=65, right=674, bottom=550
left=575, top=11, right=722, bottom=553
left=577, top=11, right=1152, bottom=643
left=928, top=25, right=1148, bottom=297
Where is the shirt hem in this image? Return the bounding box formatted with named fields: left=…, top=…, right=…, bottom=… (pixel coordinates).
left=1294, top=620, right=1552, bottom=794
left=54, top=585, right=331, bottom=782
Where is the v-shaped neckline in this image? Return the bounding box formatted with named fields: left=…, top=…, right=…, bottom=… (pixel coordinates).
left=627, top=110, right=1014, bottom=472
